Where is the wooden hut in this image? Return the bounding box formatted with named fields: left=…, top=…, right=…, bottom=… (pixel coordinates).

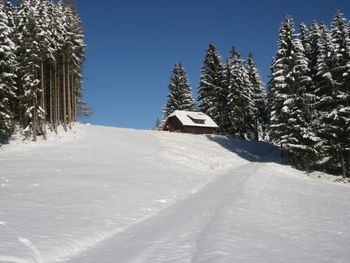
left=163, top=110, right=218, bottom=134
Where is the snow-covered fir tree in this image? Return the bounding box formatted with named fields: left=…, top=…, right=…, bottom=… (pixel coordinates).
left=198, top=43, right=227, bottom=130
left=15, top=0, right=45, bottom=141
left=268, top=15, right=320, bottom=171
left=315, top=12, right=350, bottom=177
left=268, top=15, right=295, bottom=144
left=226, top=47, right=255, bottom=138
left=0, top=2, right=17, bottom=141
left=284, top=37, right=319, bottom=172
left=246, top=53, right=267, bottom=140
left=163, top=63, right=195, bottom=120
left=63, top=2, right=86, bottom=124
left=312, top=23, right=334, bottom=168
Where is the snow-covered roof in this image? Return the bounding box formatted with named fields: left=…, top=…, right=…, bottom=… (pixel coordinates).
left=168, top=110, right=218, bottom=128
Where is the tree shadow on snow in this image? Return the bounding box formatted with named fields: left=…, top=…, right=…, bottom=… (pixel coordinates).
left=206, top=135, right=287, bottom=164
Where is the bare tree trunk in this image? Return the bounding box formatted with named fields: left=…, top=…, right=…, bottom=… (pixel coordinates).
left=72, top=73, right=76, bottom=123
left=254, top=116, right=258, bottom=141
left=341, top=151, right=347, bottom=179
left=32, top=65, right=37, bottom=141
left=54, top=63, right=58, bottom=133
left=49, top=68, right=53, bottom=132
left=57, top=64, right=61, bottom=128
left=67, top=60, right=72, bottom=129
left=62, top=54, right=67, bottom=132
left=32, top=99, right=37, bottom=142
left=41, top=60, right=47, bottom=140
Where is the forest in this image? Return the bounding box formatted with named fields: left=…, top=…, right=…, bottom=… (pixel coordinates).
left=163, top=11, right=350, bottom=178
left=0, top=0, right=86, bottom=142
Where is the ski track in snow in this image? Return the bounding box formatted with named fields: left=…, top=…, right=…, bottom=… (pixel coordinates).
left=0, top=124, right=349, bottom=263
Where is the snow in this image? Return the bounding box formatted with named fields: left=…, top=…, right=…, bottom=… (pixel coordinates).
left=168, top=110, right=218, bottom=128
left=0, top=124, right=350, bottom=263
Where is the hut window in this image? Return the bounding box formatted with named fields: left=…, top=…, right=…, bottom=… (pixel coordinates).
left=187, top=115, right=205, bottom=124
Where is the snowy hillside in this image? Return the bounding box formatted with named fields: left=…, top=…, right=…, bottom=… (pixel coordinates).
left=0, top=124, right=350, bottom=263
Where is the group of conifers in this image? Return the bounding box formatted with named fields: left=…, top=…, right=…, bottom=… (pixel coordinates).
left=163, top=11, right=350, bottom=178
left=0, top=0, right=85, bottom=142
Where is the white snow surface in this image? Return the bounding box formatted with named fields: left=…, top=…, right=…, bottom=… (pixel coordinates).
left=0, top=124, right=349, bottom=263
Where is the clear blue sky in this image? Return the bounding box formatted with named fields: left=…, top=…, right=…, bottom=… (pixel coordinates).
left=77, top=0, right=350, bottom=129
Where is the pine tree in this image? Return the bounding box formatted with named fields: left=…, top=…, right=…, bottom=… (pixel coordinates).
left=15, top=0, right=43, bottom=140
left=198, top=43, right=226, bottom=129
left=284, top=37, right=319, bottom=172
left=268, top=15, right=295, bottom=145
left=163, top=63, right=195, bottom=120
left=325, top=11, right=350, bottom=177
left=246, top=53, right=267, bottom=140
left=0, top=1, right=17, bottom=141
left=269, top=15, right=322, bottom=171
left=226, top=47, right=255, bottom=138
left=154, top=117, right=162, bottom=130
left=63, top=2, right=86, bottom=125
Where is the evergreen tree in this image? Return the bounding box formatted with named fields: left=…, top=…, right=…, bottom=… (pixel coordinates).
left=226, top=47, right=255, bottom=138
left=299, top=22, right=311, bottom=56
left=268, top=15, right=320, bottom=171
left=324, top=11, right=350, bottom=177
left=63, top=2, right=86, bottom=124
left=0, top=1, right=17, bottom=141
left=268, top=15, right=295, bottom=145
left=246, top=53, right=267, bottom=140
left=154, top=117, right=162, bottom=130
left=312, top=23, right=334, bottom=169
left=15, top=0, right=43, bottom=140
left=163, top=63, right=195, bottom=120
left=198, top=43, right=226, bottom=130
left=285, top=37, right=319, bottom=172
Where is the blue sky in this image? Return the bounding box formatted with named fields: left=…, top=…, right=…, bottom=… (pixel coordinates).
left=77, top=0, right=350, bottom=129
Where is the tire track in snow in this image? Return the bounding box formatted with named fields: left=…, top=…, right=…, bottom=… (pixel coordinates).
left=66, top=163, right=256, bottom=263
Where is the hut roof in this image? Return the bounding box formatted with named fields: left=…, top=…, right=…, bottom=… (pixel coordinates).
left=168, top=110, right=218, bottom=128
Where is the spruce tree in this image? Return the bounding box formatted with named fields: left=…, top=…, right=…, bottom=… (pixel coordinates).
left=163, top=63, right=195, bottom=120
left=326, top=11, right=350, bottom=177
left=15, top=0, right=42, bottom=140
left=268, top=15, right=295, bottom=145
left=63, top=2, right=86, bottom=125
left=0, top=2, right=17, bottom=141
left=246, top=53, right=267, bottom=140
left=269, top=15, right=321, bottom=171
left=226, top=47, right=255, bottom=138
left=284, top=37, right=319, bottom=172
left=198, top=43, right=226, bottom=129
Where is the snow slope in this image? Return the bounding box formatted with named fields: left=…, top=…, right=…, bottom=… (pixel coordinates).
left=0, top=124, right=349, bottom=263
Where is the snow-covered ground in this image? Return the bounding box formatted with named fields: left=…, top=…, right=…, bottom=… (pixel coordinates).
left=0, top=124, right=349, bottom=263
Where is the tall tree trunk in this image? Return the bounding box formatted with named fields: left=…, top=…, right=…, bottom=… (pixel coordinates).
left=55, top=63, right=58, bottom=133
left=41, top=60, right=47, bottom=140
left=62, top=54, right=67, bottom=132
left=32, top=99, right=37, bottom=142
left=72, top=73, right=76, bottom=123
left=49, top=67, right=53, bottom=132
left=32, top=65, right=37, bottom=142
left=57, top=64, right=60, bottom=128
left=254, top=116, right=258, bottom=141
left=340, top=150, right=347, bottom=179
left=67, top=59, right=72, bottom=129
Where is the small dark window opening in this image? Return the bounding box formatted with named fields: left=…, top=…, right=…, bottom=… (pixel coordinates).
left=188, top=115, right=205, bottom=124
